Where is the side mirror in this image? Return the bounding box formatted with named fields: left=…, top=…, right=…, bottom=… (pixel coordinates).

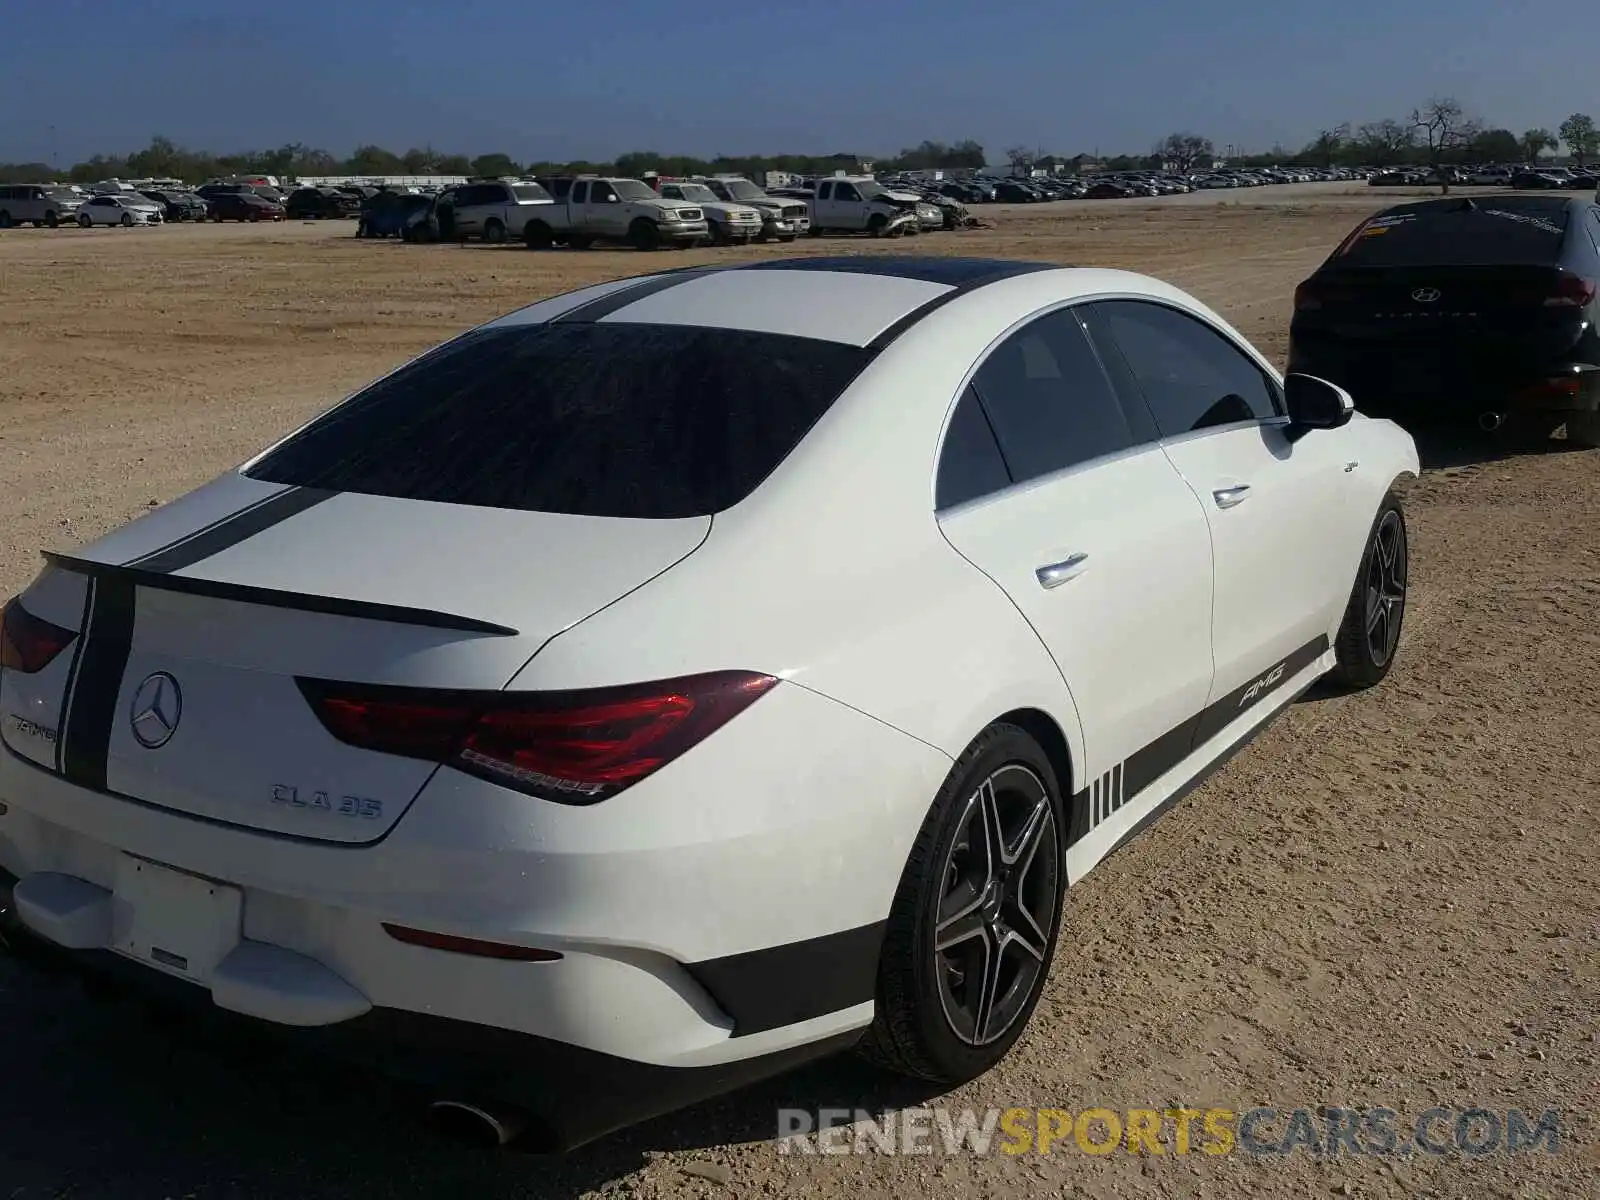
left=1283, top=372, right=1355, bottom=441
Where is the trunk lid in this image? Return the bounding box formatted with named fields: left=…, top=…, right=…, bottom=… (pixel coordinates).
left=2, top=481, right=708, bottom=843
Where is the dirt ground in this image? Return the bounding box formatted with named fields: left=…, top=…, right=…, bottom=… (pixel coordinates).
left=1, top=182, right=1596, bottom=1199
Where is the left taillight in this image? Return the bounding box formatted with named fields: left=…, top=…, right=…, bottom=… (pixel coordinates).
left=0, top=596, right=77, bottom=675
left=296, top=670, right=779, bottom=805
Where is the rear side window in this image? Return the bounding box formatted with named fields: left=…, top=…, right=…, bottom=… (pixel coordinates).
left=936, top=388, right=1012, bottom=509
left=969, top=309, right=1136, bottom=482
left=1328, top=201, right=1571, bottom=267
left=245, top=324, right=877, bottom=519
left=1092, top=301, right=1278, bottom=436
left=512, top=185, right=550, bottom=202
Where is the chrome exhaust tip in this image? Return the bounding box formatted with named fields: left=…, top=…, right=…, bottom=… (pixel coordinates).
left=1478, top=411, right=1505, bottom=432
left=428, top=1099, right=526, bottom=1148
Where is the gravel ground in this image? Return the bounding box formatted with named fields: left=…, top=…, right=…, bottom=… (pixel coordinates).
left=0, top=182, right=1595, bottom=1199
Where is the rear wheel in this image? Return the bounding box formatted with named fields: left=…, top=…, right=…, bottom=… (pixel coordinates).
left=861, top=723, right=1065, bottom=1084
left=523, top=221, right=553, bottom=250
left=1328, top=492, right=1407, bottom=690
left=1565, top=411, right=1600, bottom=448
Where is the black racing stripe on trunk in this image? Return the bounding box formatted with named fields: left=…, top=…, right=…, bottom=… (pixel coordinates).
left=129, top=486, right=335, bottom=574
left=59, top=576, right=136, bottom=792
left=551, top=268, right=726, bottom=323
left=683, top=920, right=885, bottom=1037
left=737, top=256, right=1062, bottom=286
left=1067, top=633, right=1330, bottom=846
left=52, top=579, right=97, bottom=773
left=124, top=486, right=293, bottom=568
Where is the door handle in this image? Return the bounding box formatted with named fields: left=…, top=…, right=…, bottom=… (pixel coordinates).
left=1035, top=553, right=1089, bottom=589
left=1212, top=484, right=1251, bottom=509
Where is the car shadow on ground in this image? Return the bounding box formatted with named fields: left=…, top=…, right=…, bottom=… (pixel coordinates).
left=0, top=951, right=941, bottom=1199
left=1381, top=417, right=1590, bottom=471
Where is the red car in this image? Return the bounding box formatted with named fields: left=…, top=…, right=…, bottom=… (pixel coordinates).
left=208, top=193, right=285, bottom=222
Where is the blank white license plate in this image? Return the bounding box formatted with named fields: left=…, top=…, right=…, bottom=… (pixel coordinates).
left=113, top=856, right=242, bottom=981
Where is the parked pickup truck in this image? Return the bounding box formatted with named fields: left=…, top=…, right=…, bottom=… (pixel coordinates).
left=808, top=176, right=926, bottom=237
left=695, top=176, right=810, bottom=241
left=521, top=177, right=709, bottom=250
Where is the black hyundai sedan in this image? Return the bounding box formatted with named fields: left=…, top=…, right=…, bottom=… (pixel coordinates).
left=1288, top=195, right=1600, bottom=448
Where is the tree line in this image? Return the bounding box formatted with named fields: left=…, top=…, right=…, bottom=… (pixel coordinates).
left=0, top=136, right=987, bottom=186
left=2, top=106, right=1595, bottom=187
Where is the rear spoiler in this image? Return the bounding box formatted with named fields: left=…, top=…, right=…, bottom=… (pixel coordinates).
left=41, top=552, right=519, bottom=637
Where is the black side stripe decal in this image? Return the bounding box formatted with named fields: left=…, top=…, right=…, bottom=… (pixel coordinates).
left=128, top=487, right=334, bottom=574
left=866, top=261, right=1057, bottom=351
left=1068, top=633, right=1330, bottom=844
left=59, top=576, right=136, bottom=792
left=552, top=267, right=725, bottom=324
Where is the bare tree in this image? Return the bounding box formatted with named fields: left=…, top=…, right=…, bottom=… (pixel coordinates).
left=1159, top=132, right=1214, bottom=174
left=1307, top=123, right=1351, bottom=168
left=1004, top=145, right=1034, bottom=177
left=1355, top=119, right=1415, bottom=167
left=1410, top=97, right=1480, bottom=192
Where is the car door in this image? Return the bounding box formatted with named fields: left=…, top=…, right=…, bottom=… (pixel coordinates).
left=812, top=180, right=834, bottom=227
left=588, top=181, right=626, bottom=235
left=935, top=306, right=1216, bottom=836
left=1085, top=299, right=1353, bottom=739
left=832, top=182, right=865, bottom=229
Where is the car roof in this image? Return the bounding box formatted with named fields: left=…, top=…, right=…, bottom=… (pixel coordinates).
left=482, top=257, right=1193, bottom=349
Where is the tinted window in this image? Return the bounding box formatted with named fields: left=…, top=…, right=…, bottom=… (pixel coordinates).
left=836, top=184, right=860, bottom=201
left=970, top=309, right=1135, bottom=482
left=817, top=182, right=832, bottom=200
left=1094, top=301, right=1278, bottom=436
left=512, top=184, right=550, bottom=202
left=936, top=388, right=1012, bottom=509
left=1328, top=200, right=1570, bottom=267
left=591, top=182, right=617, bottom=202
left=571, top=181, right=588, bottom=203
left=245, top=324, right=877, bottom=519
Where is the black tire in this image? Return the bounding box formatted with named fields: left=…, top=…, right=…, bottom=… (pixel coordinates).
left=861, top=723, right=1066, bottom=1084
left=1565, top=411, right=1600, bottom=448
left=78, top=214, right=92, bottom=229
left=629, top=219, right=661, bottom=251
left=45, top=212, right=59, bottom=228
left=868, top=213, right=889, bottom=237
left=120, top=213, right=133, bottom=227
left=1327, top=492, right=1408, bottom=691
left=1497, top=410, right=1560, bottom=451
left=483, top=218, right=506, bottom=244
left=523, top=221, right=554, bottom=250
left=808, top=225, right=825, bottom=237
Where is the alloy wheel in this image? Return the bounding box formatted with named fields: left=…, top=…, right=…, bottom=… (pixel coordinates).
left=1364, top=509, right=1407, bottom=667
left=933, top=765, right=1059, bottom=1046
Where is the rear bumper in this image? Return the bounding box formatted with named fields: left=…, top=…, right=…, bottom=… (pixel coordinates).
left=1288, top=333, right=1600, bottom=417
left=0, top=864, right=855, bottom=1151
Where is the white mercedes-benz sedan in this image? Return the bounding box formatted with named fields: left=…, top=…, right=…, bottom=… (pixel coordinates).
left=0, top=257, right=1419, bottom=1149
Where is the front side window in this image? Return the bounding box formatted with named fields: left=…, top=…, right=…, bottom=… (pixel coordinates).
left=1091, top=300, right=1278, bottom=437
left=611, top=180, right=655, bottom=201
left=245, top=324, right=878, bottom=519
left=969, top=308, right=1136, bottom=483
left=590, top=182, right=617, bottom=203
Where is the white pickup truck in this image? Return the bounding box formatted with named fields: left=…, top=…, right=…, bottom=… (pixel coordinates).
left=448, top=180, right=556, bottom=243
left=808, top=176, right=927, bottom=237
left=522, top=177, right=709, bottom=250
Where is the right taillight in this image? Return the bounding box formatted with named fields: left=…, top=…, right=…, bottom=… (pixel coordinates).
left=1544, top=275, right=1597, bottom=308
left=0, top=597, right=77, bottom=675
left=296, top=670, right=778, bottom=805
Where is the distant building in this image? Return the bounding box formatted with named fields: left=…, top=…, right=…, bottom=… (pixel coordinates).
left=1068, top=154, right=1103, bottom=174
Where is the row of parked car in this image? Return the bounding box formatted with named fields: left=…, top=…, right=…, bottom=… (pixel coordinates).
left=875, top=164, right=1370, bottom=205
left=1369, top=164, right=1600, bottom=190
left=0, top=179, right=384, bottom=229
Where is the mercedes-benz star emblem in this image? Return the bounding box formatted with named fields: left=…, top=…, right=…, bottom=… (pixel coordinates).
left=1411, top=286, right=1441, bottom=303
left=129, top=672, right=182, bottom=749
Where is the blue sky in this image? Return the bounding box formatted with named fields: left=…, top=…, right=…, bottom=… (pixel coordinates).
left=0, top=0, right=1584, bottom=164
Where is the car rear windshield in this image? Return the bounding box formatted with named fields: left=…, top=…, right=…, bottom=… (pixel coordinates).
left=1329, top=201, right=1570, bottom=267
left=244, top=322, right=877, bottom=518
left=512, top=184, right=551, bottom=202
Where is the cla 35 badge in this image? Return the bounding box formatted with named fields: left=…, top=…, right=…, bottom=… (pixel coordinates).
left=129, top=672, right=182, bottom=749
